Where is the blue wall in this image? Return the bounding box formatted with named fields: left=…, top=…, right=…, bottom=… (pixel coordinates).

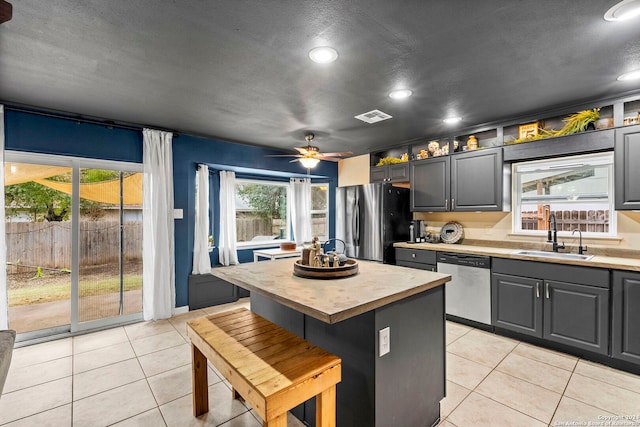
left=4, top=108, right=338, bottom=308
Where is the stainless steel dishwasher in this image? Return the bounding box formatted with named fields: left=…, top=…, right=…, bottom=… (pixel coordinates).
left=437, top=252, right=491, bottom=325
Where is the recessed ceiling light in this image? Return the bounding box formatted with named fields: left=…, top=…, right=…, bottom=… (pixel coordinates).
left=618, top=70, right=640, bottom=81
left=604, top=0, right=640, bottom=21
left=308, top=46, right=338, bottom=64
left=388, top=89, right=413, bottom=99
left=443, top=116, right=462, bottom=124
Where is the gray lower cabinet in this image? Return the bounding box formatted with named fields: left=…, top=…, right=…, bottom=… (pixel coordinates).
left=614, top=124, right=640, bottom=210
left=492, top=273, right=542, bottom=337
left=543, top=280, right=609, bottom=355
left=395, top=247, right=436, bottom=271
left=612, top=270, right=640, bottom=365
left=492, top=258, right=609, bottom=355
left=188, top=274, right=238, bottom=310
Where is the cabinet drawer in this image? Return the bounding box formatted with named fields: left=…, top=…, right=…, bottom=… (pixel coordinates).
left=395, top=248, right=436, bottom=265
left=396, top=260, right=436, bottom=271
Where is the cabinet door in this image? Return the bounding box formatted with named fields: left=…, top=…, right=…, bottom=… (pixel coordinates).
left=491, top=273, right=542, bottom=338
left=370, top=166, right=388, bottom=183
left=451, top=147, right=503, bottom=211
left=388, top=163, right=409, bottom=182
left=543, top=280, right=609, bottom=355
left=410, top=157, right=450, bottom=211
left=615, top=124, right=640, bottom=210
left=612, top=270, right=640, bottom=364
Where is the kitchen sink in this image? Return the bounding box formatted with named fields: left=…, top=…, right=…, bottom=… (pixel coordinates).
left=511, top=250, right=594, bottom=261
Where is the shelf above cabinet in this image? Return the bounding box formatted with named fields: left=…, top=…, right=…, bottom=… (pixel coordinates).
left=502, top=129, right=614, bottom=162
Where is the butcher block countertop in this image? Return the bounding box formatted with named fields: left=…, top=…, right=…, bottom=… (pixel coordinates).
left=211, top=259, right=450, bottom=324
left=394, top=242, right=640, bottom=272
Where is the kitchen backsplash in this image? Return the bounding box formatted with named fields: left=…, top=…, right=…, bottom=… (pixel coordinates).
left=413, top=211, right=640, bottom=253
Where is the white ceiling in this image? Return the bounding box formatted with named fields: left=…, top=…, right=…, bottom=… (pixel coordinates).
left=1, top=1, right=639, bottom=156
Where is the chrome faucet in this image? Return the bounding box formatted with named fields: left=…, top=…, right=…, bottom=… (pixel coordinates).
left=572, top=229, right=588, bottom=255
left=547, top=213, right=565, bottom=252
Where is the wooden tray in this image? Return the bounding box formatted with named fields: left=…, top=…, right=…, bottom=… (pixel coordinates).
left=293, top=259, right=359, bottom=279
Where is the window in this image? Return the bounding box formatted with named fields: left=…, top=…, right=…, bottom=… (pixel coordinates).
left=233, top=179, right=330, bottom=246
left=235, top=179, right=289, bottom=244
left=311, top=183, right=329, bottom=241
left=512, top=153, right=615, bottom=236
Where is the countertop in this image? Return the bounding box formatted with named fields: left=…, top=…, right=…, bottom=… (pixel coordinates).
left=211, top=259, right=450, bottom=324
left=394, top=242, right=640, bottom=271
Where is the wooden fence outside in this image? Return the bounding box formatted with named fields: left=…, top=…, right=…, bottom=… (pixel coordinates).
left=236, top=216, right=328, bottom=242
left=5, top=221, right=142, bottom=269
left=7, top=215, right=328, bottom=268
left=521, top=209, right=609, bottom=233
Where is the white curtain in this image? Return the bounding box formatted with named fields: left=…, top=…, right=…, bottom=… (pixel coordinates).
left=192, top=164, right=212, bottom=274
left=142, top=129, right=175, bottom=321
left=218, top=171, right=239, bottom=266
left=0, top=105, right=7, bottom=330
left=290, top=178, right=312, bottom=245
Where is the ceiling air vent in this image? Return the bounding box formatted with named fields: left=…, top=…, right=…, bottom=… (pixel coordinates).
left=354, top=109, right=392, bottom=124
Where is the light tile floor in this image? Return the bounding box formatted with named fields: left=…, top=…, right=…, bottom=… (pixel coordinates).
left=3, top=300, right=640, bottom=426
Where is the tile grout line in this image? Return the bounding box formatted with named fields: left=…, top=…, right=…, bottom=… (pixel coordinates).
left=447, top=330, right=556, bottom=425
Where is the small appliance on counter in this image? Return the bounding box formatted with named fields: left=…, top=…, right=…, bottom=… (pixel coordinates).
left=409, top=220, right=425, bottom=243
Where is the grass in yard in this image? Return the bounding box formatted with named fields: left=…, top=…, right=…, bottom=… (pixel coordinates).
left=8, top=275, right=142, bottom=306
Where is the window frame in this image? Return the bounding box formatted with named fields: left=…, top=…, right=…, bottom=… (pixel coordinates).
left=234, top=178, right=291, bottom=249
left=310, top=182, right=330, bottom=242
left=511, top=152, right=616, bottom=238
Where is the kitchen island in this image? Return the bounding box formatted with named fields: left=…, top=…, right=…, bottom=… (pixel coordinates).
left=211, top=259, right=451, bottom=427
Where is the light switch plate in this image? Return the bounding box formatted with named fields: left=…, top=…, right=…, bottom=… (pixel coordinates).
left=379, top=327, right=390, bottom=357
left=173, top=208, right=184, bottom=219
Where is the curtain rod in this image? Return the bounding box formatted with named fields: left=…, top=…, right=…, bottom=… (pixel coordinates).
left=4, top=105, right=179, bottom=137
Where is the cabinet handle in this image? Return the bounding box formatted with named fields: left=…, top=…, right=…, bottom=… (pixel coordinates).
left=545, top=282, right=550, bottom=299
left=412, top=253, right=416, bottom=258
left=445, top=199, right=448, bottom=210
left=452, top=198, right=455, bottom=209
left=536, top=282, right=540, bottom=298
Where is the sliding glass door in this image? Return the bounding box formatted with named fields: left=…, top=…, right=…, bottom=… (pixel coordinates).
left=76, top=168, right=143, bottom=327
left=4, top=161, right=73, bottom=335
left=4, top=152, right=143, bottom=339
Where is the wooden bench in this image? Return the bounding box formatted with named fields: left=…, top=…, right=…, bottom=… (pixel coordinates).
left=186, top=308, right=342, bottom=427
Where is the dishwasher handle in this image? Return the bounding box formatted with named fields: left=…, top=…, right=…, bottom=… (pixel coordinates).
left=437, top=252, right=491, bottom=269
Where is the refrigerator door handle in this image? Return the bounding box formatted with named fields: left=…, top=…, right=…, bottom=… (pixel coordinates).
left=353, top=199, right=360, bottom=246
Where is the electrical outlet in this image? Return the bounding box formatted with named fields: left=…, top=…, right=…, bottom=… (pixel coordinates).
left=379, top=327, right=390, bottom=357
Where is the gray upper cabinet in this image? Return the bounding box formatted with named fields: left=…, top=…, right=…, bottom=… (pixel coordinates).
left=492, top=258, right=609, bottom=355
left=370, top=163, right=409, bottom=183
left=410, top=147, right=504, bottom=212
left=410, top=156, right=450, bottom=211
left=451, top=147, right=504, bottom=211
left=615, top=124, right=640, bottom=210
left=612, top=270, right=640, bottom=365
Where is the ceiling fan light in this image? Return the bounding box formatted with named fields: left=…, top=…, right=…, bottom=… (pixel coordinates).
left=443, top=116, right=462, bottom=124
left=300, top=157, right=320, bottom=168
left=617, top=69, right=640, bottom=81
left=388, top=89, right=413, bottom=99
left=308, top=47, right=338, bottom=64
left=604, top=0, right=640, bottom=21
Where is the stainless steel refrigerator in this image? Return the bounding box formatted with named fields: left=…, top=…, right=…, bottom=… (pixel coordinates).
left=336, top=183, right=411, bottom=264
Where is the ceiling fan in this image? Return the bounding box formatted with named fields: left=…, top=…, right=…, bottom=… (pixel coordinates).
left=266, top=133, right=353, bottom=168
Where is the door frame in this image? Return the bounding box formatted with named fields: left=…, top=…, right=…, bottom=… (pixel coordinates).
left=5, top=151, right=143, bottom=340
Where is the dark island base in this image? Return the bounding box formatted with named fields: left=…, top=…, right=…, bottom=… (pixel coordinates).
left=251, top=285, right=445, bottom=427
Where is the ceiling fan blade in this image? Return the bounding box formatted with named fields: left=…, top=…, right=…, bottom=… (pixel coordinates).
left=317, top=157, right=341, bottom=162
left=289, top=158, right=301, bottom=163
left=319, top=151, right=353, bottom=157
left=294, top=147, right=310, bottom=154
left=265, top=154, right=302, bottom=158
